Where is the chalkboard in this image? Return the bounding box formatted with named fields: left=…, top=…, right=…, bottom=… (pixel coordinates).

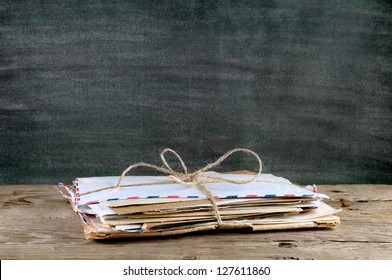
left=1, top=0, right=391, bottom=184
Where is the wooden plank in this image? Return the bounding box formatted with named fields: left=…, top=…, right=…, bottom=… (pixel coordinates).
left=0, top=184, right=391, bottom=259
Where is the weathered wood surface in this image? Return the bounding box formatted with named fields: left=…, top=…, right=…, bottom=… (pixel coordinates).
left=1, top=184, right=391, bottom=260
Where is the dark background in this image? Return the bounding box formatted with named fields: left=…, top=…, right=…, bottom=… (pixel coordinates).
left=1, top=0, right=391, bottom=184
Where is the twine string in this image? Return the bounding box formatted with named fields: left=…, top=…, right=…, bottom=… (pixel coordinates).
left=80, top=148, right=263, bottom=228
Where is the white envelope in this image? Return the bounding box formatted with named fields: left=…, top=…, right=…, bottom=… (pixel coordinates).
left=70, top=172, right=327, bottom=205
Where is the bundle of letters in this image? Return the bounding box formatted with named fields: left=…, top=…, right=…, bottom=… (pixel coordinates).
left=59, top=171, right=340, bottom=239
left=59, top=148, right=340, bottom=239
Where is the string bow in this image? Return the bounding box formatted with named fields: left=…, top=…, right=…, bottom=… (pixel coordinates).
left=113, top=148, right=263, bottom=227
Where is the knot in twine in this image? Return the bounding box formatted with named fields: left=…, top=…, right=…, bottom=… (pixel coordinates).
left=84, top=148, right=263, bottom=228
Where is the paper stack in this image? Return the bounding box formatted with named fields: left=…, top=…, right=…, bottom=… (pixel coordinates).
left=59, top=172, right=340, bottom=239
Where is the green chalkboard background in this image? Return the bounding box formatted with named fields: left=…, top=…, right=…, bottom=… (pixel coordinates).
left=1, top=0, right=391, bottom=184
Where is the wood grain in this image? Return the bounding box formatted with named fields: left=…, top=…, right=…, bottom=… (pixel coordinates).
left=1, top=184, right=391, bottom=259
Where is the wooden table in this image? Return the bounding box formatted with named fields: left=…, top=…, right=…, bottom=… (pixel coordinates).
left=1, top=184, right=391, bottom=259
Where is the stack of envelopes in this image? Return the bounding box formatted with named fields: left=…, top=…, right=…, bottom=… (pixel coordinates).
left=59, top=172, right=340, bottom=239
